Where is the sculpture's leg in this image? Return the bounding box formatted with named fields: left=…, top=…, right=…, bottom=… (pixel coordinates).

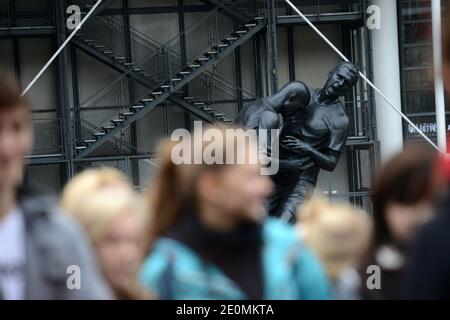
left=277, top=178, right=315, bottom=224
left=267, top=183, right=288, bottom=217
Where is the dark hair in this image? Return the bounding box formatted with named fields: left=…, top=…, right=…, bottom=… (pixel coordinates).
left=358, top=145, right=439, bottom=295
left=0, top=71, right=29, bottom=110
left=371, top=145, right=439, bottom=247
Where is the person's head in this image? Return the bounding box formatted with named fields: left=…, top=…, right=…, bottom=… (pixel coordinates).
left=321, top=62, right=359, bottom=100
left=61, top=168, right=147, bottom=298
left=148, top=125, right=273, bottom=246
left=298, top=198, right=371, bottom=281
left=372, top=145, right=441, bottom=249
left=0, top=72, right=32, bottom=192
left=275, top=81, right=311, bottom=116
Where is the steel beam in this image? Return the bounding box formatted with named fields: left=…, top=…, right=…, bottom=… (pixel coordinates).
left=76, top=22, right=265, bottom=158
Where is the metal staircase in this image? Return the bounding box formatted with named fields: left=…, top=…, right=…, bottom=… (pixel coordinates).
left=73, top=0, right=266, bottom=158
left=74, top=0, right=255, bottom=99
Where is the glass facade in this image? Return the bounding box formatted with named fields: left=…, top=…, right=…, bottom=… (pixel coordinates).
left=398, top=0, right=449, bottom=144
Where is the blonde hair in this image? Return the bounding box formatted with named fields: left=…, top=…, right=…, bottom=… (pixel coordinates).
left=298, top=198, right=372, bottom=281
left=61, top=167, right=143, bottom=243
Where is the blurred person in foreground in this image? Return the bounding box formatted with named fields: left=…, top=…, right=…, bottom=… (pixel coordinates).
left=61, top=168, right=151, bottom=300
left=139, top=126, right=332, bottom=300
left=0, top=72, right=111, bottom=299
left=402, top=23, right=450, bottom=299
left=297, top=199, right=372, bottom=299
left=359, top=146, right=442, bottom=300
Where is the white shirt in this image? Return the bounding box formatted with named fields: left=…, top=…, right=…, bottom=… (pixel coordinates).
left=0, top=207, right=26, bottom=300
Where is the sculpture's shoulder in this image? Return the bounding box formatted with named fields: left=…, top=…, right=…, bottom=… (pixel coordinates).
left=236, top=98, right=277, bottom=129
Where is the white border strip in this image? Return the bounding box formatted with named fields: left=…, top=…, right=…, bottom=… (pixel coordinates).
left=432, top=0, right=447, bottom=153
left=284, top=0, right=441, bottom=153
left=21, top=0, right=103, bottom=96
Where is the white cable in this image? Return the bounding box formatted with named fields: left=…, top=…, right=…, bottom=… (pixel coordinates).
left=284, top=0, right=441, bottom=153
left=21, top=0, right=103, bottom=96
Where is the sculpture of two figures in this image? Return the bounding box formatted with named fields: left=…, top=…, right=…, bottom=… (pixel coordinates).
left=236, top=62, right=360, bottom=223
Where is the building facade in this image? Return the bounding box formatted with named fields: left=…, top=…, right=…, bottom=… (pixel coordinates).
left=0, top=0, right=445, bottom=212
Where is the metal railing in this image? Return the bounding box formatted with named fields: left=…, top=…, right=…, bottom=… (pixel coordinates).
left=0, top=0, right=53, bottom=27
left=76, top=0, right=265, bottom=142
left=278, top=0, right=362, bottom=16
left=75, top=0, right=256, bottom=107
left=31, top=112, right=61, bottom=155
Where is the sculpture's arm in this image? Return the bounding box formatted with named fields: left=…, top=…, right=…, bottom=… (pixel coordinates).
left=259, top=113, right=310, bottom=171
left=306, top=148, right=341, bottom=172
left=282, top=135, right=341, bottom=171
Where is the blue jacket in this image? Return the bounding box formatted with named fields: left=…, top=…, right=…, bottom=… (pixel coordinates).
left=139, top=218, right=332, bottom=300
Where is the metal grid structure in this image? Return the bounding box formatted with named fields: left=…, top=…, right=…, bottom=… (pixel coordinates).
left=398, top=0, right=448, bottom=145
left=0, top=0, right=377, bottom=211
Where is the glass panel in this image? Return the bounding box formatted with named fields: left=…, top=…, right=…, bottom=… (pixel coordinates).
left=397, top=0, right=450, bottom=144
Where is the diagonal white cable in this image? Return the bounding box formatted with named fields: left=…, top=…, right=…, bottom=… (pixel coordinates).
left=284, top=0, right=441, bottom=153
left=21, top=0, right=103, bottom=97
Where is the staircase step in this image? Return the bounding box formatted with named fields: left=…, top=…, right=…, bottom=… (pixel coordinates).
left=161, top=83, right=171, bottom=89
left=184, top=96, right=195, bottom=101
left=140, top=98, right=154, bottom=103
left=94, top=45, right=105, bottom=49
left=217, top=43, right=228, bottom=48
left=171, top=78, right=182, bottom=82
left=255, top=16, right=265, bottom=21
left=179, top=71, right=191, bottom=75
left=103, top=50, right=113, bottom=54
left=83, top=39, right=94, bottom=43
left=114, top=57, right=126, bottom=61
left=132, top=105, right=144, bottom=110
left=207, top=50, right=218, bottom=55
left=152, top=90, right=163, bottom=95
left=123, top=62, right=133, bottom=66
left=133, top=68, right=143, bottom=72
left=193, top=102, right=206, bottom=106
left=111, top=118, right=124, bottom=124
left=245, top=23, right=257, bottom=27
left=189, top=64, right=201, bottom=68
left=103, top=125, right=115, bottom=130
left=75, top=146, right=87, bottom=151
left=235, top=29, right=248, bottom=35
left=198, top=57, right=209, bottom=62
left=226, top=37, right=238, bottom=41
left=93, top=132, right=106, bottom=137
left=122, top=112, right=134, bottom=117
left=223, top=119, right=233, bottom=123
left=84, top=139, right=96, bottom=144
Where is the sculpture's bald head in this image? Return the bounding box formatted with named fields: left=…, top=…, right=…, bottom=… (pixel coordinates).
left=275, top=81, right=310, bottom=116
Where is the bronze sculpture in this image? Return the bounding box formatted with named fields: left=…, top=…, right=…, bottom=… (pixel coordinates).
left=236, top=62, right=360, bottom=223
